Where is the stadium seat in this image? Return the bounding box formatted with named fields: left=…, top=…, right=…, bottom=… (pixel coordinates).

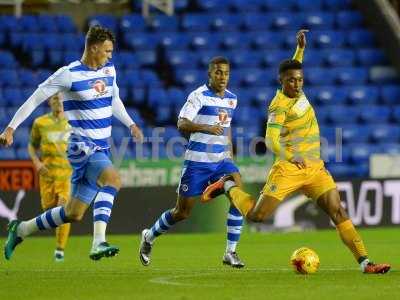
left=347, top=86, right=379, bottom=105
left=181, top=14, right=212, bottom=32
left=270, top=12, right=303, bottom=30
left=148, top=88, right=167, bottom=107
left=155, top=106, right=172, bottom=123
left=131, top=87, right=146, bottom=105
left=13, top=127, right=30, bottom=148
left=320, top=126, right=338, bottom=149
left=261, top=50, right=292, bottom=68
left=250, top=32, right=286, bottom=49
left=321, top=144, right=351, bottom=164
left=141, top=70, right=161, bottom=87
left=16, top=148, right=30, bottom=160
left=159, top=33, right=190, bottom=50
left=359, top=105, right=391, bottom=123
left=303, top=50, right=325, bottom=66
left=242, top=14, right=272, bottom=31
left=188, top=32, right=214, bottom=51
left=175, top=69, right=204, bottom=88
left=57, top=15, right=76, bottom=33
left=196, top=0, right=228, bottom=11
left=369, top=66, right=399, bottom=84
left=356, top=49, right=387, bottom=66
left=229, top=0, right=264, bottom=12
left=264, top=0, right=295, bottom=11
left=309, top=86, right=347, bottom=105
left=0, top=70, right=19, bottom=87
left=210, top=14, right=242, bottom=32
left=0, top=149, right=16, bottom=160
left=347, top=29, right=375, bottom=47
left=167, top=87, right=186, bottom=108
left=88, top=14, right=118, bottom=34
left=124, top=70, right=144, bottom=88
left=0, top=51, right=17, bottom=68
left=295, top=0, right=323, bottom=11
left=19, top=15, right=39, bottom=32
left=229, top=51, right=262, bottom=68
left=37, top=15, right=58, bottom=33
left=326, top=105, right=359, bottom=124
left=305, top=68, right=336, bottom=85
left=341, top=125, right=370, bottom=144
left=370, top=125, right=400, bottom=143
left=324, top=0, right=351, bottom=11
left=3, top=88, right=23, bottom=106
left=381, top=86, right=400, bottom=105
left=334, top=67, right=368, bottom=85
left=120, top=14, right=147, bottom=32
left=148, top=15, right=179, bottom=32
left=219, top=33, right=251, bottom=50
left=123, top=33, right=159, bottom=51
left=336, top=11, right=364, bottom=29
left=166, top=51, right=196, bottom=68
left=313, top=30, right=346, bottom=48
left=135, top=50, right=157, bottom=67
left=325, top=50, right=355, bottom=67
left=303, top=12, right=335, bottom=29
left=380, top=143, right=400, bottom=154
left=349, top=143, right=380, bottom=163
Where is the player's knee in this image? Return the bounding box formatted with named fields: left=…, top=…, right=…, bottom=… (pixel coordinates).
left=99, top=170, right=121, bottom=190
left=172, top=208, right=191, bottom=221
left=65, top=211, right=84, bottom=222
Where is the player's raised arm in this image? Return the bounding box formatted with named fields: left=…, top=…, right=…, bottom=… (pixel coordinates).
left=111, top=75, right=144, bottom=143
left=0, top=67, right=70, bottom=147
left=292, top=29, right=308, bottom=63
left=177, top=92, right=224, bottom=135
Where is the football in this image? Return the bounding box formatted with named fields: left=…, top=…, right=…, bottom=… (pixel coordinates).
left=290, top=247, right=320, bottom=274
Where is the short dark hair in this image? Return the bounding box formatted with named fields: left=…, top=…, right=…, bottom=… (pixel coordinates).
left=279, top=59, right=302, bottom=75
left=85, top=25, right=115, bottom=46
left=208, top=56, right=230, bottom=70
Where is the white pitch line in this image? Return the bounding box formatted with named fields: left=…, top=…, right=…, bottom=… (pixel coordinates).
left=149, top=267, right=359, bottom=287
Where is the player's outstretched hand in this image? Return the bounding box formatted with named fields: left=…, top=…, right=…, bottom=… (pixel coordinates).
left=296, top=29, right=309, bottom=49
left=0, top=127, right=14, bottom=147
left=290, top=156, right=307, bottom=169
left=207, top=124, right=224, bottom=135
left=130, top=124, right=144, bottom=143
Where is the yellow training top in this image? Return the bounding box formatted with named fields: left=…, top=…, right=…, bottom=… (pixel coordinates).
left=30, top=113, right=72, bottom=180
left=265, top=46, right=321, bottom=163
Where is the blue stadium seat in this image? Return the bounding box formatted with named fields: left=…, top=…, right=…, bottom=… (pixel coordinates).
left=321, top=144, right=351, bottom=164
left=57, top=15, right=76, bottom=33
left=349, top=143, right=380, bottom=164
left=358, top=105, right=391, bottom=123
left=167, top=87, right=186, bottom=108
left=148, top=15, right=179, bottom=32
left=188, top=33, right=215, bottom=51
left=181, top=14, right=212, bottom=32
left=347, top=86, right=379, bottom=105
left=19, top=15, right=39, bottom=32
left=325, top=50, right=355, bottom=67
left=16, top=148, right=30, bottom=160
left=250, top=32, right=285, bottom=49
left=48, top=50, right=63, bottom=68
left=210, top=14, right=242, bottom=32
left=334, top=67, right=368, bottom=85
left=309, top=86, right=347, bottom=106
left=166, top=51, right=196, bottom=67
left=0, top=51, right=17, bottom=68
left=163, top=126, right=180, bottom=141
left=323, top=0, right=351, bottom=11
left=313, top=30, right=345, bottom=48
left=381, top=85, right=400, bottom=105
left=111, top=126, right=128, bottom=146
left=347, top=30, right=375, bottom=47
left=341, top=125, right=370, bottom=144
left=305, top=67, right=336, bottom=85
left=113, top=51, right=139, bottom=70
left=370, top=125, right=400, bottom=143
left=270, top=13, right=303, bottom=30
left=261, top=50, right=292, bottom=68
left=136, top=50, right=157, bottom=67
left=264, top=0, right=295, bottom=11
left=21, top=88, right=35, bottom=101
left=37, top=15, right=58, bottom=33
left=295, top=0, right=323, bottom=11
left=141, top=70, right=161, bottom=87
left=13, top=127, right=30, bottom=148
left=175, top=69, right=204, bottom=87
left=62, top=51, right=80, bottom=65
left=352, top=162, right=369, bottom=178
left=336, top=11, right=364, bottom=29
left=155, top=106, right=172, bottom=123
left=303, top=12, right=335, bottom=29
left=131, top=87, right=146, bottom=105
left=0, top=149, right=16, bottom=160
left=3, top=88, right=23, bottom=106
left=120, top=14, right=147, bottom=32
left=229, top=51, right=262, bottom=68
left=61, top=33, right=84, bottom=51
left=303, top=50, right=325, bottom=66
left=250, top=87, right=276, bottom=106
left=356, top=49, right=387, bottom=66
left=124, top=70, right=144, bottom=88
left=123, top=33, right=159, bottom=51
left=229, top=0, right=264, bottom=12
left=380, top=143, right=400, bottom=154
left=148, top=88, right=167, bottom=107
left=196, top=0, right=229, bottom=11
left=0, top=15, right=19, bottom=32
left=219, top=32, right=251, bottom=50
left=242, top=14, right=272, bottom=31
left=159, top=33, right=190, bottom=50
left=326, top=105, right=359, bottom=124
left=0, top=70, right=19, bottom=87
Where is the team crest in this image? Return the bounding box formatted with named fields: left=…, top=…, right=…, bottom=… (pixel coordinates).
left=218, top=109, right=229, bottom=124
left=181, top=184, right=189, bottom=192
left=103, top=68, right=111, bottom=75
left=229, top=100, right=234, bottom=107
left=90, top=79, right=108, bottom=97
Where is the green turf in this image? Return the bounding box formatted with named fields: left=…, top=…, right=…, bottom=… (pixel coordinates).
left=1, top=228, right=399, bottom=300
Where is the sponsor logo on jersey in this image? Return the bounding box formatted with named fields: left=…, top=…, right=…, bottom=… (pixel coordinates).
left=218, top=109, right=229, bottom=124
left=90, top=79, right=108, bottom=97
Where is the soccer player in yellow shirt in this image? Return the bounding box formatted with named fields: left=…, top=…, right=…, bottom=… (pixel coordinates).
left=28, top=93, right=72, bottom=262
left=202, top=30, right=390, bottom=274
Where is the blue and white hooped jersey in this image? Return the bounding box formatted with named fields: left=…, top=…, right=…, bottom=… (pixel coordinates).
left=38, top=60, right=117, bottom=148
left=178, top=84, right=237, bottom=164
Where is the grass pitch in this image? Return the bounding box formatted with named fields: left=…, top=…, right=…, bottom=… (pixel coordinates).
left=0, top=228, right=399, bottom=300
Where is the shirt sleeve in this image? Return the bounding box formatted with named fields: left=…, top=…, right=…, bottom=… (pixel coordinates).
left=112, top=71, right=135, bottom=128
left=7, top=67, right=71, bottom=130
left=178, top=92, right=202, bottom=121
left=267, top=98, right=287, bottom=129
left=38, top=66, right=71, bottom=97
left=29, top=120, right=41, bottom=148
left=292, top=46, right=304, bottom=63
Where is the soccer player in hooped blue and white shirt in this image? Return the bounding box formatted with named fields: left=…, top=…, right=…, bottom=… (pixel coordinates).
left=139, top=56, right=246, bottom=268
left=0, top=26, right=144, bottom=260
